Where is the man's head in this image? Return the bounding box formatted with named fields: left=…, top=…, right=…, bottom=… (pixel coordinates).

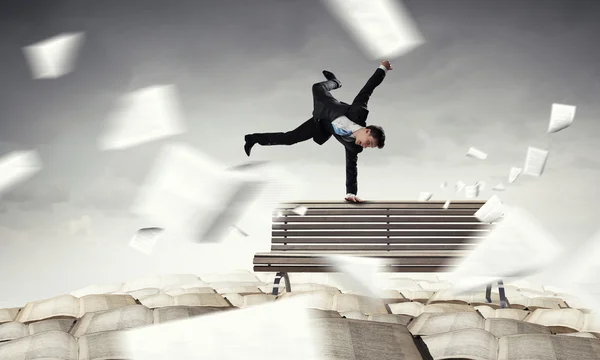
left=355, top=125, right=385, bottom=149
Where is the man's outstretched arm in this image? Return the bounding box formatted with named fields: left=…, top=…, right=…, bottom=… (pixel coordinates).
left=351, top=60, right=393, bottom=107
left=344, top=148, right=363, bottom=202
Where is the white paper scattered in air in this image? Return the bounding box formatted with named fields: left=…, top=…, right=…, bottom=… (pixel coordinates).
left=129, top=227, right=164, bottom=255
left=466, top=147, right=487, bottom=160
left=464, top=185, right=479, bottom=199
left=124, top=296, right=319, bottom=360
left=440, top=181, right=447, bottom=189
left=98, top=85, right=186, bottom=150
left=321, top=0, right=425, bottom=60
left=443, top=200, right=450, bottom=209
left=328, top=255, right=387, bottom=298
left=548, top=103, right=576, bottom=134
left=0, top=150, right=43, bottom=198
left=292, top=205, right=308, bottom=216
left=492, top=183, right=505, bottom=191
left=418, top=192, right=432, bottom=201
left=22, top=32, right=85, bottom=79
left=508, top=167, right=521, bottom=183
left=455, top=180, right=466, bottom=192
left=474, top=195, right=504, bottom=223
left=523, top=147, right=549, bottom=177
left=130, top=143, right=260, bottom=243
left=475, top=181, right=486, bottom=192
left=448, top=206, right=563, bottom=294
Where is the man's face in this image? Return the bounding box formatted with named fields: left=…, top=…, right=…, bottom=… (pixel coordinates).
left=355, top=130, right=377, bottom=148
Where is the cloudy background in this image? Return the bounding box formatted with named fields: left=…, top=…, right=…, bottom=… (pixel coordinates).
left=0, top=0, right=599, bottom=307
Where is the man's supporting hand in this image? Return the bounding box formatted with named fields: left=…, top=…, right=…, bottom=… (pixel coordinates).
left=345, top=194, right=365, bottom=203
left=380, top=60, right=393, bottom=71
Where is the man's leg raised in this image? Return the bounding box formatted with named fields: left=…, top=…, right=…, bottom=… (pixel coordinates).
left=244, top=118, right=317, bottom=156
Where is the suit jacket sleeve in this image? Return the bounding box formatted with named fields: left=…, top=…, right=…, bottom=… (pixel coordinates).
left=351, top=67, right=387, bottom=107
left=345, top=148, right=359, bottom=195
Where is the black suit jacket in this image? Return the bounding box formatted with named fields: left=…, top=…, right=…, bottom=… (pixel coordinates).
left=312, top=67, right=387, bottom=195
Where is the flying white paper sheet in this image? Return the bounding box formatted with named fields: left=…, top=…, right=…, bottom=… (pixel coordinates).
left=464, top=185, right=479, bottom=199
left=418, top=192, right=432, bottom=201
left=0, top=150, right=43, bottom=198
left=443, top=200, right=450, bottom=209
left=130, top=143, right=261, bottom=243
left=455, top=180, right=466, bottom=192
left=466, top=147, right=487, bottom=160
left=321, top=0, right=425, bottom=60
left=328, top=255, right=386, bottom=298
left=523, top=147, right=548, bottom=177
left=129, top=227, right=164, bottom=255
left=98, top=85, right=186, bottom=150
left=475, top=181, right=486, bottom=191
left=440, top=181, right=447, bottom=189
left=492, top=183, right=505, bottom=191
left=508, top=167, right=521, bottom=183
left=292, top=205, right=308, bottom=216
left=22, top=32, right=85, bottom=79
left=548, top=103, right=576, bottom=134
left=474, top=195, right=504, bottom=223
left=447, top=206, right=563, bottom=294
left=123, top=296, right=319, bottom=360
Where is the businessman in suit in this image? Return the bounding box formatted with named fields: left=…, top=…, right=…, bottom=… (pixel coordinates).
left=244, top=60, right=392, bottom=203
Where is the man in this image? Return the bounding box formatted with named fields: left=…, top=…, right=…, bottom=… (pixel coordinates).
left=244, top=60, right=392, bottom=203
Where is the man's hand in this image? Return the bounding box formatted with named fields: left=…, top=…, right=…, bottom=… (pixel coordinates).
left=381, top=60, right=393, bottom=71
left=345, top=194, right=365, bottom=203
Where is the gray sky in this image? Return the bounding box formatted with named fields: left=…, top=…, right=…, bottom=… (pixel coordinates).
left=1, top=0, right=599, bottom=307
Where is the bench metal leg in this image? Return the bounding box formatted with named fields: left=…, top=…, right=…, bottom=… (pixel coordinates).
left=271, top=272, right=291, bottom=295
left=485, top=280, right=508, bottom=308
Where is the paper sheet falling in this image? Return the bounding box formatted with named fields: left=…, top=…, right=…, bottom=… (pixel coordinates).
left=548, top=103, right=576, bottom=134
left=0, top=150, right=43, bottom=198
left=474, top=195, right=504, bottom=223
left=492, top=183, right=505, bottom=191
left=466, top=147, right=487, bottom=160
left=523, top=147, right=549, bottom=177
left=419, top=192, right=432, bottom=201
left=129, top=227, right=164, bottom=255
left=508, top=167, right=521, bottom=183
left=321, top=0, right=424, bottom=60
left=455, top=180, right=466, bottom=192
left=464, top=185, right=479, bottom=199
left=22, top=32, right=85, bottom=79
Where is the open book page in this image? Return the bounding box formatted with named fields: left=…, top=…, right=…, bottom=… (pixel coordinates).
left=28, top=318, right=76, bottom=335
left=78, top=329, right=131, bottom=360
left=423, top=303, right=478, bottom=314
left=306, top=309, right=342, bottom=319
left=71, top=304, right=153, bottom=337
left=399, top=290, right=435, bottom=303
left=524, top=308, right=585, bottom=333
left=340, top=310, right=368, bottom=320
left=311, top=317, right=424, bottom=360
left=138, top=294, right=176, bottom=308
left=162, top=287, right=216, bottom=296
left=16, top=295, right=80, bottom=323
left=173, top=293, right=230, bottom=307
left=0, top=330, right=77, bottom=360
left=209, top=282, right=262, bottom=294
left=124, top=297, right=320, bottom=360
left=474, top=195, right=504, bottom=223
left=223, top=293, right=276, bottom=308
left=161, top=278, right=210, bottom=292
left=70, top=283, right=124, bottom=298
left=559, top=332, right=598, bottom=339
left=389, top=302, right=425, bottom=317
left=497, top=333, right=600, bottom=360
left=475, top=306, right=529, bottom=321
left=120, top=274, right=201, bottom=293
left=367, top=313, right=413, bottom=325
left=152, top=306, right=230, bottom=324
left=0, top=321, right=29, bottom=342
left=582, top=313, right=600, bottom=334
left=523, top=147, right=549, bottom=177
left=332, top=294, right=388, bottom=315
left=0, top=308, right=20, bottom=324
left=485, top=318, right=551, bottom=337
left=278, top=290, right=336, bottom=311
left=408, top=312, right=485, bottom=336
left=422, top=328, right=498, bottom=360
left=126, top=288, right=160, bottom=300
left=78, top=294, right=137, bottom=317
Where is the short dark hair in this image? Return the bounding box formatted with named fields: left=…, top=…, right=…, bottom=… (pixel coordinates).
left=366, top=125, right=385, bottom=149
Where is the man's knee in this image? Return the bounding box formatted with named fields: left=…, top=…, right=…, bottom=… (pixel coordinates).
left=312, top=83, right=324, bottom=95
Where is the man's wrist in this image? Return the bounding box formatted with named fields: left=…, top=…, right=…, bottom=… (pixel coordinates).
left=378, top=64, right=388, bottom=73
left=346, top=193, right=356, bottom=197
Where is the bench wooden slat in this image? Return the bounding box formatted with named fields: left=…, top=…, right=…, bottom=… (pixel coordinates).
left=253, top=265, right=455, bottom=273
left=273, top=216, right=481, bottom=223
left=273, top=230, right=488, bottom=237
left=254, top=256, right=462, bottom=266
left=272, top=223, right=491, bottom=230
left=278, top=202, right=484, bottom=209
left=255, top=251, right=468, bottom=258
left=253, top=266, right=456, bottom=272
left=271, top=244, right=476, bottom=251
left=270, top=237, right=483, bottom=244
left=284, top=209, right=483, bottom=216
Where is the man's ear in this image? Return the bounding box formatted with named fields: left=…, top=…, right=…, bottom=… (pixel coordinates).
left=365, top=128, right=371, bottom=135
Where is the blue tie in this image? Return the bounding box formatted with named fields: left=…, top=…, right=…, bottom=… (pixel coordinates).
left=332, top=125, right=352, bottom=137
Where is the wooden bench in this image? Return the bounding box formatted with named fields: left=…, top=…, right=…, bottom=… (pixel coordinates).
left=253, top=200, right=506, bottom=306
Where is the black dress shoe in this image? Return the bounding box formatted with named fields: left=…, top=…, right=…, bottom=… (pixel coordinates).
left=244, top=134, right=255, bottom=156
left=322, top=70, right=342, bottom=88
